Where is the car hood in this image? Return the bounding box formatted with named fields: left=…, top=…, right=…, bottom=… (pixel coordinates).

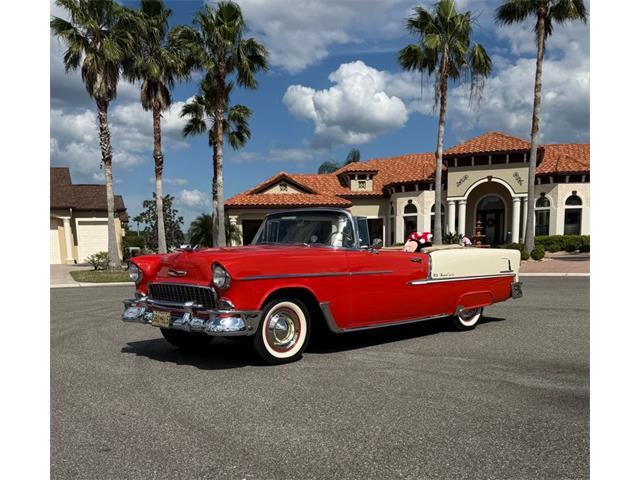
left=149, top=245, right=337, bottom=284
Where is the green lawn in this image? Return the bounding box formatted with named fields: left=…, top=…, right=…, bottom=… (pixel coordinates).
left=69, top=270, right=132, bottom=283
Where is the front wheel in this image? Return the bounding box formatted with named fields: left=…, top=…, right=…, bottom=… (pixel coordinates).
left=253, top=299, right=310, bottom=365
left=452, top=307, right=483, bottom=331
left=160, top=328, right=212, bottom=349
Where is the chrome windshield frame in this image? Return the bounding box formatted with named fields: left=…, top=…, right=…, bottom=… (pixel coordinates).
left=250, top=208, right=364, bottom=250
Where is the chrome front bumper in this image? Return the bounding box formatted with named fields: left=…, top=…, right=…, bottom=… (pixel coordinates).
left=121, top=296, right=261, bottom=336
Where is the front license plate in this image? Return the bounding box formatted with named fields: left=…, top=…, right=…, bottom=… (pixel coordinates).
left=151, top=310, right=172, bottom=328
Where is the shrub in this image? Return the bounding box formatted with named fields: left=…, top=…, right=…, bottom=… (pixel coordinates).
left=85, top=251, right=109, bottom=270
left=521, top=250, right=530, bottom=261
left=501, top=242, right=525, bottom=253
left=579, top=237, right=590, bottom=252
left=564, top=238, right=580, bottom=252
left=530, top=246, right=545, bottom=261
left=443, top=232, right=463, bottom=245
left=534, top=235, right=589, bottom=252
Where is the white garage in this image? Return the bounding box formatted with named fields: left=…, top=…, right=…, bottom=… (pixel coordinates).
left=76, top=219, right=109, bottom=263
left=50, top=218, right=62, bottom=264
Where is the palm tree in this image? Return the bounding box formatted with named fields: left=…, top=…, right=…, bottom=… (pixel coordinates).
left=496, top=0, right=588, bottom=252
left=188, top=213, right=213, bottom=247
left=124, top=0, right=187, bottom=254
left=399, top=0, right=491, bottom=244
left=189, top=213, right=242, bottom=247
left=345, top=148, right=360, bottom=164
left=171, top=1, right=268, bottom=246
left=51, top=0, right=134, bottom=268
left=317, top=161, right=340, bottom=174
left=181, top=75, right=252, bottom=246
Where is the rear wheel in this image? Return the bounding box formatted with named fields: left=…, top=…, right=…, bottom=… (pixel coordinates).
left=452, top=307, right=483, bottom=331
left=160, top=328, right=212, bottom=349
left=253, top=299, right=310, bottom=365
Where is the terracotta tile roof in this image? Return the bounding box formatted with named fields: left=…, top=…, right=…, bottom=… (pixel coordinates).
left=225, top=192, right=352, bottom=208
left=51, top=167, right=128, bottom=221
left=537, top=143, right=590, bottom=175
left=444, top=131, right=530, bottom=156
left=224, top=131, right=589, bottom=210
left=352, top=153, right=436, bottom=194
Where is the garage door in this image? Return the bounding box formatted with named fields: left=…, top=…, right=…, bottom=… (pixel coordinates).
left=50, top=219, right=61, bottom=264
left=77, top=220, right=108, bottom=263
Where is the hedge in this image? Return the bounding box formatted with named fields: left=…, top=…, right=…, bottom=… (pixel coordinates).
left=534, top=235, right=589, bottom=253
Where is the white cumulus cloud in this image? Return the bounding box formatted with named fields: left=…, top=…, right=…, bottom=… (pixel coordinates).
left=283, top=61, right=409, bottom=147
left=177, top=189, right=210, bottom=209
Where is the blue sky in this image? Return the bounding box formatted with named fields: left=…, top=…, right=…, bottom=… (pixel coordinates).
left=50, top=0, right=590, bottom=227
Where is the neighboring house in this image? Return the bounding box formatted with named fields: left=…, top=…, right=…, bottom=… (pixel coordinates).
left=50, top=167, right=128, bottom=264
left=225, top=131, right=589, bottom=246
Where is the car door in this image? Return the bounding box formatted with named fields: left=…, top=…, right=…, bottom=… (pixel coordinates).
left=344, top=248, right=428, bottom=326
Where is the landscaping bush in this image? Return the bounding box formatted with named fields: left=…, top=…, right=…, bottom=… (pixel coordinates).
left=443, top=232, right=463, bottom=245
left=579, top=237, right=590, bottom=252
left=85, top=251, right=109, bottom=270
left=521, top=251, right=530, bottom=261
left=534, top=235, right=589, bottom=252
left=501, top=242, right=525, bottom=253
left=563, top=238, right=581, bottom=252
left=530, top=246, right=545, bottom=261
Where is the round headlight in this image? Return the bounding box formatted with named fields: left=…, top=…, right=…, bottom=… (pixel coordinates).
left=128, top=262, right=142, bottom=284
left=212, top=264, right=231, bottom=290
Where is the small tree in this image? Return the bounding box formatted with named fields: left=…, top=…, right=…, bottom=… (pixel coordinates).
left=137, top=193, right=185, bottom=250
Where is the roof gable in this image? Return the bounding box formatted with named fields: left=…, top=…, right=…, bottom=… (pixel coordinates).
left=444, top=131, right=530, bottom=156
left=250, top=172, right=317, bottom=195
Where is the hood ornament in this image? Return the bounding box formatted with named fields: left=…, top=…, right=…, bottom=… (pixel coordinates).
left=168, top=269, right=187, bottom=277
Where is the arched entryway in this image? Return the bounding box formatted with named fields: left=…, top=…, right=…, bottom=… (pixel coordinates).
left=476, top=195, right=506, bottom=245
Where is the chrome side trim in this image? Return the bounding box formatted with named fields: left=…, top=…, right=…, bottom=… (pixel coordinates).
left=319, top=302, right=343, bottom=333
left=318, top=301, right=450, bottom=333
left=408, top=272, right=516, bottom=285
left=239, top=270, right=393, bottom=281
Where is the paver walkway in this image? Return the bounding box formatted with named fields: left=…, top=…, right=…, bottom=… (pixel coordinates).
left=50, top=264, right=92, bottom=286
left=520, top=251, right=589, bottom=274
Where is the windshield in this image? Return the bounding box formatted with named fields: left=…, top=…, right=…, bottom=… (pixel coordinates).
left=252, top=211, right=356, bottom=248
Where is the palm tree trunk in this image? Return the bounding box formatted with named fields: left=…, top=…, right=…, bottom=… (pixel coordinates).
left=153, top=107, right=167, bottom=254
left=214, top=77, right=226, bottom=247
left=211, top=138, right=219, bottom=247
left=433, top=47, right=449, bottom=245
left=96, top=99, right=120, bottom=269
left=524, top=12, right=546, bottom=253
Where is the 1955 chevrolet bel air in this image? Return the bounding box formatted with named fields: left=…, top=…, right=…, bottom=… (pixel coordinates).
left=122, top=208, right=522, bottom=364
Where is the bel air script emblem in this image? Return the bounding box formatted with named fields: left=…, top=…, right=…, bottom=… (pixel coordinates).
left=168, top=269, right=187, bottom=277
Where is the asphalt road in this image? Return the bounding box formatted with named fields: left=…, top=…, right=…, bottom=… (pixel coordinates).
left=51, top=278, right=589, bottom=480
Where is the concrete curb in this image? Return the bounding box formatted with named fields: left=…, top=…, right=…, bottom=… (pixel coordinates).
left=51, top=282, right=134, bottom=289
left=519, top=273, right=590, bottom=277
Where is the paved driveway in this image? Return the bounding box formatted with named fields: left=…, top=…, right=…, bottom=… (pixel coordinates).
left=50, top=264, right=92, bottom=285
left=51, top=278, right=589, bottom=479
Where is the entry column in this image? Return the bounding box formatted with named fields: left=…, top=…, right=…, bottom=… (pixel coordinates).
left=62, top=217, right=74, bottom=264
left=511, top=197, right=521, bottom=244
left=457, top=200, right=466, bottom=236
left=447, top=200, right=457, bottom=234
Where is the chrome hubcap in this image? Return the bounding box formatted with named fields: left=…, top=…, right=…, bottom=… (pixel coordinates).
left=459, top=308, right=480, bottom=321
left=266, top=309, right=300, bottom=352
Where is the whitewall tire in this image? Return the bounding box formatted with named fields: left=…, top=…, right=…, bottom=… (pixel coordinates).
left=452, top=307, right=483, bottom=331
left=253, top=299, right=310, bottom=364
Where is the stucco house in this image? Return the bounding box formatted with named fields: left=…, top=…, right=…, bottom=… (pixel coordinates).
left=50, top=167, right=128, bottom=264
left=225, top=131, right=589, bottom=246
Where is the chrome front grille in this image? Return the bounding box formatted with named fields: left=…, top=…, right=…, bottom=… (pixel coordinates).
left=148, top=283, right=217, bottom=309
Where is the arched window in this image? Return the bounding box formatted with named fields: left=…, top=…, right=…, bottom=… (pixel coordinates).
left=430, top=203, right=445, bottom=234
left=563, top=193, right=582, bottom=235
left=403, top=201, right=418, bottom=240
left=404, top=202, right=417, bottom=214
left=535, top=195, right=551, bottom=236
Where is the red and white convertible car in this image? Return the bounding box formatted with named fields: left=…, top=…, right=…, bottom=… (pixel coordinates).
left=122, top=208, right=522, bottom=364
